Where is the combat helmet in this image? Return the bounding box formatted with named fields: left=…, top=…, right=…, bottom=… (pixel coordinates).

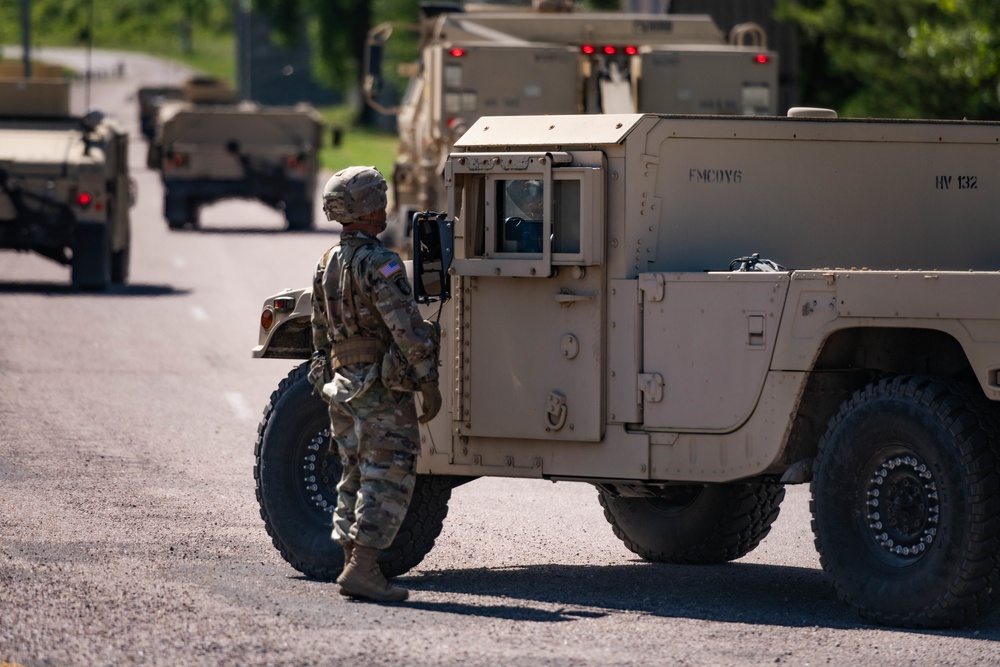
left=322, top=166, right=388, bottom=224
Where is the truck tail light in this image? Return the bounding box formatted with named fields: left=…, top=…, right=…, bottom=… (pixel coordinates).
left=582, top=45, right=637, bottom=56
left=754, top=54, right=771, bottom=64
left=165, top=153, right=188, bottom=169
left=449, top=48, right=465, bottom=57
left=76, top=192, right=92, bottom=207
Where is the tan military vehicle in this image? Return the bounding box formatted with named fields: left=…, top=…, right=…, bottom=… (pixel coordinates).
left=136, top=84, right=183, bottom=141
left=366, top=1, right=779, bottom=252
left=0, top=76, right=132, bottom=289
left=146, top=76, right=324, bottom=231
left=252, top=108, right=1000, bottom=629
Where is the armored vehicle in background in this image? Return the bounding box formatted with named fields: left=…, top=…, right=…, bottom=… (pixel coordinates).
left=366, top=0, right=779, bottom=252
left=137, top=84, right=183, bottom=141
left=0, top=76, right=132, bottom=290
left=252, top=107, right=1000, bottom=629
left=146, top=77, right=324, bottom=231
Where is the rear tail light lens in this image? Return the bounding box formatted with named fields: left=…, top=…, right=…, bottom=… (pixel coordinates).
left=76, top=192, right=92, bottom=207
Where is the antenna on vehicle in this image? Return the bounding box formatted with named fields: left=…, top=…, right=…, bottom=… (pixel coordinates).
left=85, top=0, right=94, bottom=111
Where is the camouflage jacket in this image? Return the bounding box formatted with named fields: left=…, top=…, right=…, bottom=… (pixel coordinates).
left=311, top=229, right=438, bottom=399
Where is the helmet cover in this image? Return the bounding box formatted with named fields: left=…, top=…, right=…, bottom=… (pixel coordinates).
left=322, top=166, right=388, bottom=222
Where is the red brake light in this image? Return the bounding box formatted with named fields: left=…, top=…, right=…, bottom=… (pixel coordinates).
left=581, top=45, right=596, bottom=55
left=624, top=45, right=639, bottom=56
left=76, top=192, right=92, bottom=207
left=449, top=48, right=465, bottom=57
left=754, top=54, right=770, bottom=64
left=603, top=45, right=617, bottom=55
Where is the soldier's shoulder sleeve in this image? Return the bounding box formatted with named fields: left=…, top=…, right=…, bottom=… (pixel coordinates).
left=365, top=246, right=413, bottom=299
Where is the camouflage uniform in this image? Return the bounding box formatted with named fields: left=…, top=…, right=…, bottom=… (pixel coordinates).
left=310, top=228, right=439, bottom=550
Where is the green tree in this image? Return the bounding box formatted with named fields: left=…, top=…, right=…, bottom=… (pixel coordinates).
left=777, top=0, right=1000, bottom=119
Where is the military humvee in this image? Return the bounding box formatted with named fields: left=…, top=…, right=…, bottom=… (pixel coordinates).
left=0, top=76, right=132, bottom=289
left=252, top=109, right=1000, bottom=629
left=136, top=85, right=183, bottom=142
left=146, top=77, right=324, bottom=231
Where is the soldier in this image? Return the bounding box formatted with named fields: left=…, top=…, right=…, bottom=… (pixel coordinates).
left=308, top=166, right=441, bottom=602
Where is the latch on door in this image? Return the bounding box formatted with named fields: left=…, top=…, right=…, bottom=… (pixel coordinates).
left=546, top=392, right=568, bottom=431
left=638, top=373, right=664, bottom=403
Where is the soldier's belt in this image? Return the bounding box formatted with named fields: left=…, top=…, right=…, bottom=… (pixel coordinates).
left=329, top=337, right=388, bottom=371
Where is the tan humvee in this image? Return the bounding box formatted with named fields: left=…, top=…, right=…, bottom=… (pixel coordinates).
left=0, top=77, right=132, bottom=289
left=145, top=77, right=324, bottom=231
left=251, top=109, right=1000, bottom=629
left=367, top=1, right=779, bottom=253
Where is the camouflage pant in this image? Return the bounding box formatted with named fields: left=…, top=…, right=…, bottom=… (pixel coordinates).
left=328, top=380, right=418, bottom=550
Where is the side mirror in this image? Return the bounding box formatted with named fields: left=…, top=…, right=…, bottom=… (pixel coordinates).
left=413, top=211, right=454, bottom=304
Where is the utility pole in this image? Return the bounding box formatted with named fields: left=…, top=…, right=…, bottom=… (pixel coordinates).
left=21, top=0, right=31, bottom=77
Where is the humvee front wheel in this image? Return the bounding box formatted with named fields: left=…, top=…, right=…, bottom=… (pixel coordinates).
left=254, top=361, right=453, bottom=580
left=598, top=482, right=784, bottom=563
left=812, top=376, right=1000, bottom=628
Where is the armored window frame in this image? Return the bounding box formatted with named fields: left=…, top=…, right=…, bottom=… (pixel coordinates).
left=449, top=151, right=604, bottom=277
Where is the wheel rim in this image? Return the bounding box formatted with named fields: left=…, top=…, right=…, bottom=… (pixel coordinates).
left=862, top=448, right=939, bottom=564
left=297, top=427, right=342, bottom=520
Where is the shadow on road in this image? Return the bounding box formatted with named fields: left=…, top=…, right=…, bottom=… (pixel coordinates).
left=0, top=282, right=189, bottom=296
left=399, top=560, right=1000, bottom=637
left=179, top=227, right=338, bottom=236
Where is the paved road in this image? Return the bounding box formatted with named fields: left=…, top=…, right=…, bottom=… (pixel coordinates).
left=2, top=50, right=999, bottom=666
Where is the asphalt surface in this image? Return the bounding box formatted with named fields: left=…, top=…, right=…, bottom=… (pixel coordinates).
left=2, top=49, right=1000, bottom=666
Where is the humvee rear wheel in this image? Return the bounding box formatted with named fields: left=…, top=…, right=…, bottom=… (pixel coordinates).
left=111, top=246, right=129, bottom=285
left=812, top=376, right=1000, bottom=628
left=254, top=361, right=453, bottom=580
left=283, top=193, right=314, bottom=231
left=598, top=482, right=784, bottom=564
left=71, top=222, right=111, bottom=290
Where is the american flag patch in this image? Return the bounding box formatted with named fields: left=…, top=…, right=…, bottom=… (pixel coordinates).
left=379, top=259, right=402, bottom=278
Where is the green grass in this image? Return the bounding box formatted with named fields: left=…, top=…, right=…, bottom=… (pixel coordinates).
left=319, top=106, right=398, bottom=177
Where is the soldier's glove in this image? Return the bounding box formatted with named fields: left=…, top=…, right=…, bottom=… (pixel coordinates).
left=308, top=349, right=331, bottom=394
left=418, top=382, right=442, bottom=424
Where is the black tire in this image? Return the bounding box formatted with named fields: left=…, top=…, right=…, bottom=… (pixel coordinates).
left=812, top=375, right=1000, bottom=628
left=254, top=361, right=452, bottom=580
left=165, top=194, right=187, bottom=230
left=111, top=246, right=129, bottom=285
left=186, top=201, right=200, bottom=228
left=284, top=193, right=314, bottom=231
left=71, top=222, right=111, bottom=290
left=598, top=482, right=785, bottom=564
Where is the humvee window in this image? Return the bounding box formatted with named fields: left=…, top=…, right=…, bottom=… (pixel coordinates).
left=450, top=151, right=603, bottom=276
left=494, top=178, right=582, bottom=256
left=497, top=179, right=544, bottom=254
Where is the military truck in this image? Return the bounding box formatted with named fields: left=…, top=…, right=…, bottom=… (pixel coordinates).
left=252, top=108, right=1000, bottom=629
left=366, top=1, right=779, bottom=252
left=0, top=77, right=132, bottom=290
left=146, top=77, right=324, bottom=231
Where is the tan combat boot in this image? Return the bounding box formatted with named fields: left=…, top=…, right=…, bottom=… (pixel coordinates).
left=336, top=541, right=354, bottom=595
left=337, top=545, right=408, bottom=602
left=337, top=541, right=354, bottom=584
